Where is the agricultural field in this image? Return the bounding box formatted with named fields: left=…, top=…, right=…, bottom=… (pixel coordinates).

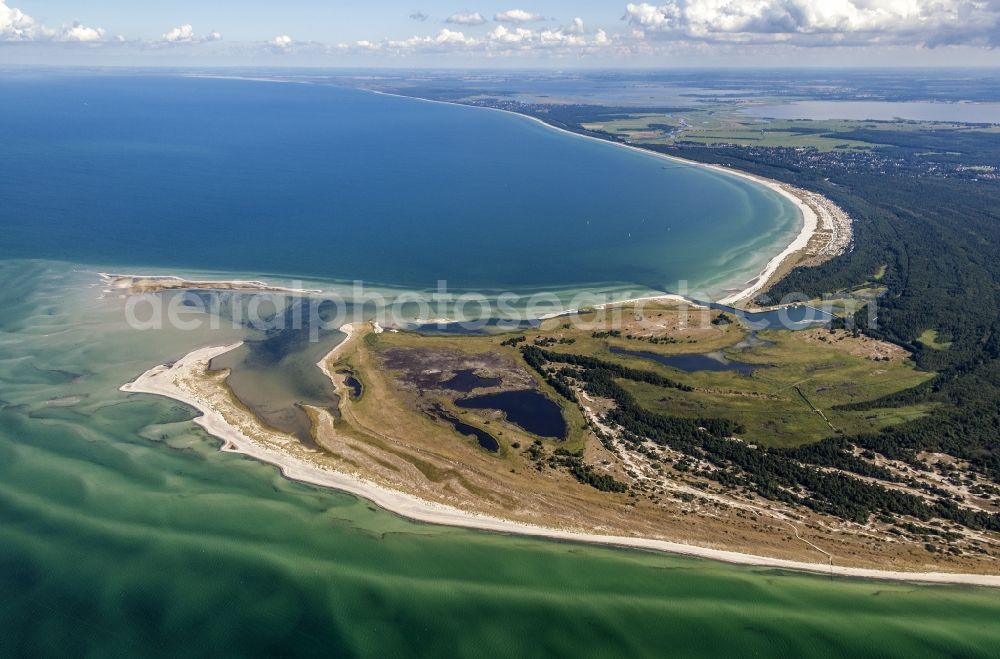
left=581, top=107, right=1000, bottom=152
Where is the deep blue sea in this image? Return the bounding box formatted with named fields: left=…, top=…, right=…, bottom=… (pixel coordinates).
left=0, top=74, right=799, bottom=297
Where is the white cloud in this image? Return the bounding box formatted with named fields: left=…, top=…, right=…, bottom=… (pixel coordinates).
left=161, top=24, right=195, bottom=42
left=410, top=11, right=429, bottom=21
left=489, top=24, right=533, bottom=43
left=622, top=0, right=1000, bottom=47
left=354, top=18, right=615, bottom=56
left=1, top=0, right=105, bottom=42
left=494, top=9, right=546, bottom=23
left=445, top=11, right=486, bottom=25
left=271, top=34, right=293, bottom=48
left=0, top=0, right=37, bottom=40
left=436, top=28, right=470, bottom=43
left=158, top=23, right=224, bottom=45
left=384, top=28, right=475, bottom=49
left=60, top=22, right=104, bottom=42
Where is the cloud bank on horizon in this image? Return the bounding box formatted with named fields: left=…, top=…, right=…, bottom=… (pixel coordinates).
left=1, top=0, right=998, bottom=62
left=624, top=0, right=1000, bottom=48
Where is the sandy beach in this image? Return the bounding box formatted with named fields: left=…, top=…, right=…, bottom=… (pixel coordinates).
left=100, top=272, right=324, bottom=295
left=122, top=341, right=999, bottom=588
left=315, top=322, right=360, bottom=381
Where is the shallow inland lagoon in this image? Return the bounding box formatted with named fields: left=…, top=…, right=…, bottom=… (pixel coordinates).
left=441, top=369, right=503, bottom=392
left=742, top=99, right=1000, bottom=123
left=456, top=389, right=568, bottom=439
left=208, top=314, right=344, bottom=444
left=342, top=373, right=363, bottom=399
left=432, top=405, right=502, bottom=452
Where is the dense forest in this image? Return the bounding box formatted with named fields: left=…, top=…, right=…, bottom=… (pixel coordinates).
left=522, top=345, right=1000, bottom=531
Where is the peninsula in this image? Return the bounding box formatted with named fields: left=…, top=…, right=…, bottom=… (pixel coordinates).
left=123, top=299, right=1000, bottom=585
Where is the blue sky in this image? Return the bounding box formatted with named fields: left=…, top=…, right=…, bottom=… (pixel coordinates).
left=17, top=1, right=620, bottom=42
left=3, top=0, right=1000, bottom=67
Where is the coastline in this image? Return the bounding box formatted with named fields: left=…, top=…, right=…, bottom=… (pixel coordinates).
left=122, top=340, right=1000, bottom=588
left=365, top=88, right=851, bottom=307
left=186, top=73, right=851, bottom=307
left=315, top=322, right=358, bottom=381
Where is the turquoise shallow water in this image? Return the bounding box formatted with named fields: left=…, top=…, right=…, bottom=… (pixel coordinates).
left=1, top=260, right=999, bottom=657
left=0, top=74, right=799, bottom=298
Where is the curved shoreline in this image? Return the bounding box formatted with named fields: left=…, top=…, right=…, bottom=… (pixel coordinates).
left=121, top=340, right=999, bottom=588
left=366, top=88, right=847, bottom=306
left=188, top=74, right=850, bottom=306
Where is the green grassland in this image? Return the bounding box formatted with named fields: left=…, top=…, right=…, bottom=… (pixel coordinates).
left=348, top=329, right=593, bottom=454
left=360, top=304, right=934, bottom=451
left=583, top=114, right=878, bottom=150
left=805, top=284, right=888, bottom=319
left=918, top=328, right=953, bottom=350
left=581, top=108, right=1000, bottom=152
left=801, top=267, right=891, bottom=319
left=676, top=119, right=875, bottom=151
left=569, top=327, right=933, bottom=448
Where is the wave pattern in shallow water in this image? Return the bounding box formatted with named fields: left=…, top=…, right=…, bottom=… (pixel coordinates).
left=1, top=260, right=1000, bottom=656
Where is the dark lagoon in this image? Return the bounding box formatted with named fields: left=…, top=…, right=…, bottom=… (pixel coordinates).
left=456, top=389, right=567, bottom=439
left=342, top=373, right=363, bottom=399
left=441, top=369, right=503, bottom=392
left=432, top=405, right=501, bottom=452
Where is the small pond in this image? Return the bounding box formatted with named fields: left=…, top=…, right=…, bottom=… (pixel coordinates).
left=441, top=369, right=502, bottom=392
left=456, top=389, right=567, bottom=439
left=433, top=406, right=500, bottom=452
left=343, top=374, right=363, bottom=399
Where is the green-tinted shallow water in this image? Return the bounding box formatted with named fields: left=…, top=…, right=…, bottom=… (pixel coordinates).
left=2, top=260, right=1000, bottom=657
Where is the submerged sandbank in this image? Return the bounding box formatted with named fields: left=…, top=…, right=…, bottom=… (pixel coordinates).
left=100, top=272, right=323, bottom=295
